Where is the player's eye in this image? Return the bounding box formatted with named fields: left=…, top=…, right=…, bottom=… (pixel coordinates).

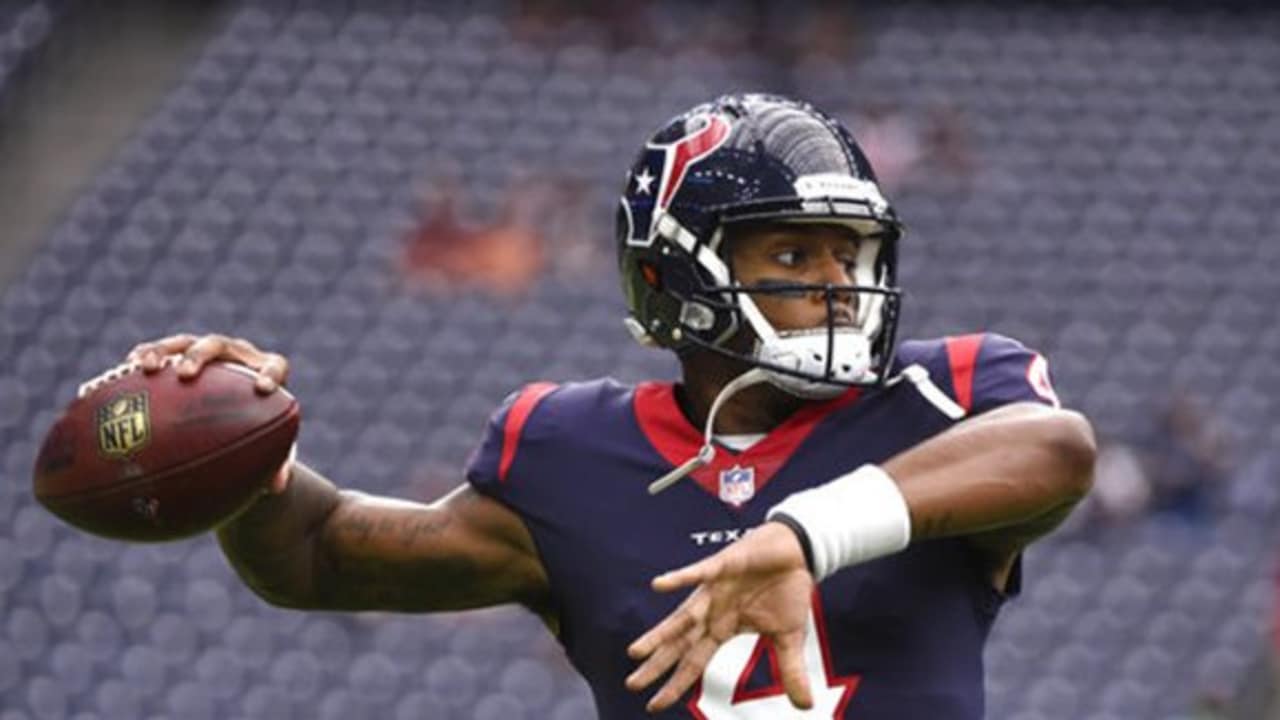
left=773, top=249, right=802, bottom=267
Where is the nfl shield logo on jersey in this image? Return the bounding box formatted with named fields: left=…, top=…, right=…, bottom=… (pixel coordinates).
left=719, top=465, right=756, bottom=505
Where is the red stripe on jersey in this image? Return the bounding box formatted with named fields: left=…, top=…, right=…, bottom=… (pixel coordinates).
left=731, top=636, right=784, bottom=703
left=812, top=591, right=862, bottom=716
left=499, top=382, right=558, bottom=483
left=944, top=334, right=985, bottom=413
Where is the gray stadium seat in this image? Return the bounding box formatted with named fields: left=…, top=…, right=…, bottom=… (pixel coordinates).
left=25, top=676, right=67, bottom=720
left=474, top=693, right=525, bottom=720
left=317, top=688, right=355, bottom=720
left=184, top=579, right=233, bottom=635
left=270, top=649, right=323, bottom=703
left=147, top=613, right=198, bottom=668
left=240, top=683, right=292, bottom=720
left=91, top=679, right=141, bottom=720
left=111, top=575, right=158, bottom=633
left=196, top=649, right=242, bottom=704
left=425, top=655, right=479, bottom=710
left=225, top=616, right=275, bottom=671
left=0, top=639, right=20, bottom=694
left=9, top=606, right=49, bottom=662
left=164, top=681, right=217, bottom=720
left=299, top=618, right=353, bottom=673
left=13, top=505, right=56, bottom=561
left=121, top=645, right=167, bottom=697
left=39, top=574, right=81, bottom=629
left=392, top=691, right=435, bottom=720
left=0, top=538, right=23, bottom=596
left=499, top=657, right=555, bottom=711
left=347, top=651, right=400, bottom=705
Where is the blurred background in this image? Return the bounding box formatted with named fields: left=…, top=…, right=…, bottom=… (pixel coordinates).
left=1, top=0, right=1278, bottom=718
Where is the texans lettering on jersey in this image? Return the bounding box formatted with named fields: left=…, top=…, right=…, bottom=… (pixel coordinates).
left=465, top=333, right=1060, bottom=719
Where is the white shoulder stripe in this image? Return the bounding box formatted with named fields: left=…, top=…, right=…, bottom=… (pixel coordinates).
left=898, top=364, right=966, bottom=420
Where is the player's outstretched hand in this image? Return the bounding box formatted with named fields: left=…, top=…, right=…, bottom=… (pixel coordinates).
left=125, top=333, right=294, bottom=494
left=626, top=521, right=816, bottom=713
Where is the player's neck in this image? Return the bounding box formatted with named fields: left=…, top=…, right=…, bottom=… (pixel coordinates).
left=677, top=354, right=807, bottom=435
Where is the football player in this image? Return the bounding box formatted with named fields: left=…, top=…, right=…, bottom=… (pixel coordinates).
left=128, top=94, right=1094, bottom=718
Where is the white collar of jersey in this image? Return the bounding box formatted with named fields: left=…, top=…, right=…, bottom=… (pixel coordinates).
left=714, top=432, right=767, bottom=452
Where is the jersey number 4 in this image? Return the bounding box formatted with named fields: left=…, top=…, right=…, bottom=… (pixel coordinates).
left=687, top=595, right=860, bottom=719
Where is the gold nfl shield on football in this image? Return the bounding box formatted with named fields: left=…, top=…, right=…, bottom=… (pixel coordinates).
left=97, top=391, right=150, bottom=458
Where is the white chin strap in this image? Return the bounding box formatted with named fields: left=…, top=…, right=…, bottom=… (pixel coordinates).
left=752, top=327, right=874, bottom=399
left=647, top=368, right=771, bottom=496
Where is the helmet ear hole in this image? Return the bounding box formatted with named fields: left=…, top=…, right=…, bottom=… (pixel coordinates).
left=639, top=261, right=661, bottom=289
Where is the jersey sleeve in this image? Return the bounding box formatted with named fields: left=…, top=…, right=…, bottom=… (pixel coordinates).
left=942, top=333, right=1061, bottom=415
left=464, top=382, right=559, bottom=496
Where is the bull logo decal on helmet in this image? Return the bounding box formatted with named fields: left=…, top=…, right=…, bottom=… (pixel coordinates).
left=625, top=113, right=732, bottom=248
left=656, top=114, right=731, bottom=210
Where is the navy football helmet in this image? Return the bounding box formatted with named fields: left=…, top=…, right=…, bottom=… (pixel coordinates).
left=617, top=93, right=904, bottom=397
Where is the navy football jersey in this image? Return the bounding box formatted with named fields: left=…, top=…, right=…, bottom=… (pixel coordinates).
left=466, top=333, right=1061, bottom=719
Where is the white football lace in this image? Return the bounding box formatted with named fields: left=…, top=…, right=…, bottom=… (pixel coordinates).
left=77, top=355, right=180, bottom=398
left=647, top=367, right=769, bottom=495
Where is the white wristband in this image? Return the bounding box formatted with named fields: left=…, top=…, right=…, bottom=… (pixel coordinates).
left=766, top=464, right=912, bottom=581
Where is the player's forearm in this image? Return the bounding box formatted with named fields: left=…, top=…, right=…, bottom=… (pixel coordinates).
left=307, top=490, right=487, bottom=612
left=884, top=403, right=1096, bottom=542
left=216, top=461, right=343, bottom=608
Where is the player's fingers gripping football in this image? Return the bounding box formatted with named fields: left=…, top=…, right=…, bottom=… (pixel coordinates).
left=160, top=334, right=288, bottom=394
left=266, top=442, right=297, bottom=496
left=254, top=351, right=290, bottom=393
left=127, top=333, right=290, bottom=394
left=127, top=333, right=198, bottom=372
left=175, top=335, right=235, bottom=378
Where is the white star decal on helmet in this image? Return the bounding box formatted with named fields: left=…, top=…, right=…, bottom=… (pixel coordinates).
left=634, top=167, right=655, bottom=195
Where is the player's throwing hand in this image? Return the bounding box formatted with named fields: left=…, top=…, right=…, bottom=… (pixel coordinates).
left=626, top=521, right=817, bottom=713
left=125, top=333, right=295, bottom=494
left=126, top=333, right=290, bottom=392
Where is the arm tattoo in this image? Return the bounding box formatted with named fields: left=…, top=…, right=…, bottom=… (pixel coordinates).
left=338, top=512, right=374, bottom=544
left=332, top=507, right=454, bottom=547
left=395, top=512, right=454, bottom=546
left=316, top=491, right=516, bottom=612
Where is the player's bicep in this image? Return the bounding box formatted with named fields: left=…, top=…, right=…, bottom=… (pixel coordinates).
left=314, top=484, right=549, bottom=613
left=956, top=403, right=1094, bottom=585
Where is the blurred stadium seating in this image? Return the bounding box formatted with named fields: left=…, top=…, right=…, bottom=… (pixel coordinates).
left=0, top=2, right=57, bottom=101
left=1, top=1, right=1278, bottom=718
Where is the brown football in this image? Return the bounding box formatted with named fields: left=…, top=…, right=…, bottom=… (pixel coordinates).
left=32, top=360, right=300, bottom=542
